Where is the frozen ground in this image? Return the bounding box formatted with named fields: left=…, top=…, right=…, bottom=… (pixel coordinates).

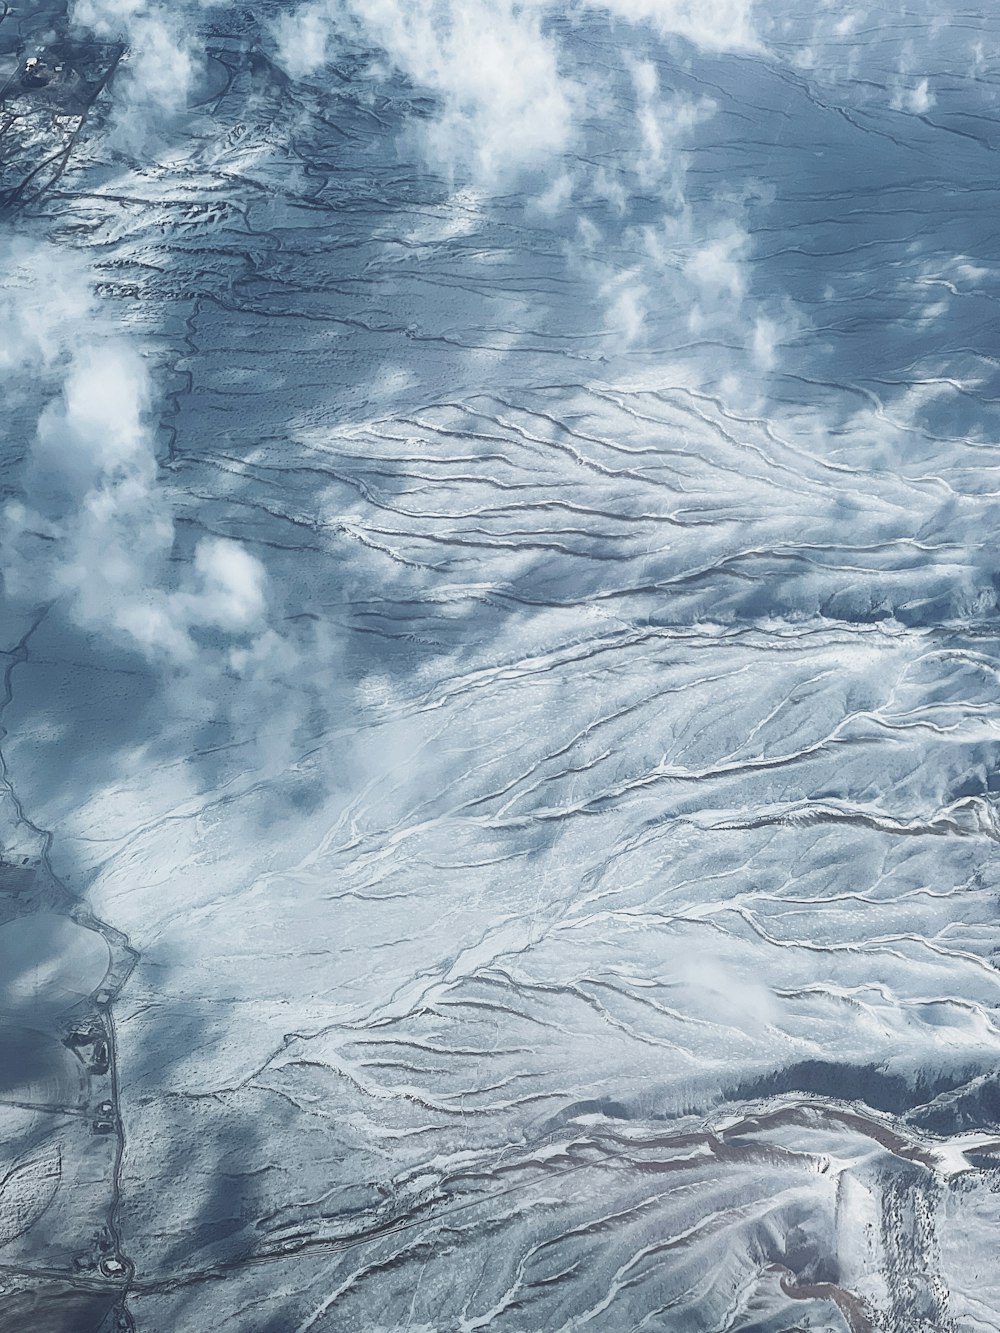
left=3, top=1, right=1000, bottom=1329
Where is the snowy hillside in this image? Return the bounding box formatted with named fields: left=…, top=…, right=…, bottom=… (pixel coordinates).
left=3, top=2, right=1000, bottom=1329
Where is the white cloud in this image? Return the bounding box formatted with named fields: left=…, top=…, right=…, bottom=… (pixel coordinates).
left=0, top=245, right=93, bottom=378
left=594, top=0, right=758, bottom=51
left=1, top=245, right=274, bottom=672
left=685, top=228, right=747, bottom=303
left=605, top=274, right=648, bottom=345
left=892, top=76, right=934, bottom=114
left=270, top=0, right=758, bottom=181
left=273, top=0, right=578, bottom=181
left=752, top=315, right=778, bottom=370
left=70, top=0, right=199, bottom=149
left=173, top=538, right=269, bottom=637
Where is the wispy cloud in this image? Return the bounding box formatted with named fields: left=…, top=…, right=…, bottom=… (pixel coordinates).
left=70, top=0, right=199, bottom=150
left=1, top=243, right=274, bottom=674
left=270, top=0, right=757, bottom=181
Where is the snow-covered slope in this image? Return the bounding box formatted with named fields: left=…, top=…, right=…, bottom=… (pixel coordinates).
left=3, top=2, right=1000, bottom=1329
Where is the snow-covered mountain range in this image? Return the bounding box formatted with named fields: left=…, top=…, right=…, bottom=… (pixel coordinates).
left=3, top=2, right=1000, bottom=1329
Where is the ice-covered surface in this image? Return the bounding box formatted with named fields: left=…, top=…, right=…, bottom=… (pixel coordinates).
left=3, top=0, right=1000, bottom=1329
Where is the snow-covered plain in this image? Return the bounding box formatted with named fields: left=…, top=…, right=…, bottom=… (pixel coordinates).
left=3, top=1, right=1000, bottom=1329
